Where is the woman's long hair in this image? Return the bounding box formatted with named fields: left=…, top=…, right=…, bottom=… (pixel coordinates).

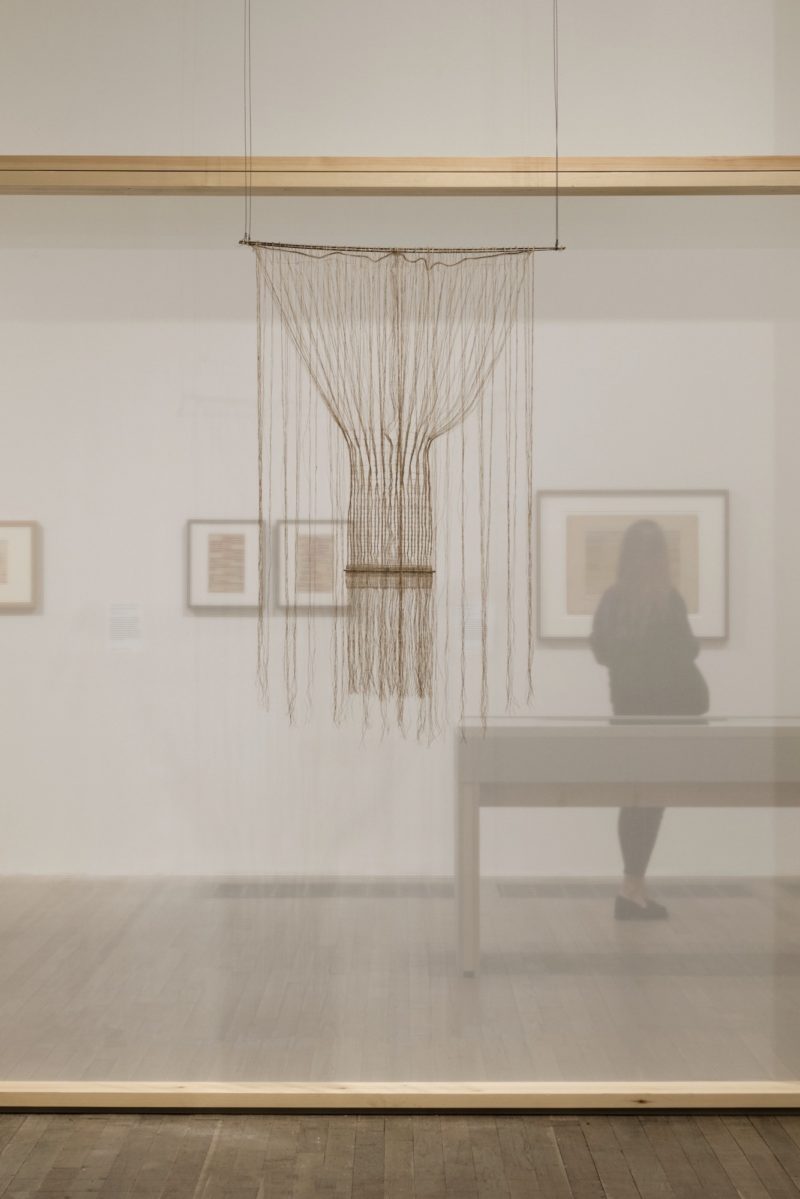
left=611, top=519, right=672, bottom=639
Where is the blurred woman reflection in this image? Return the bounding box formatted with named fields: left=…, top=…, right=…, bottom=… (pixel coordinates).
left=591, top=519, right=709, bottom=920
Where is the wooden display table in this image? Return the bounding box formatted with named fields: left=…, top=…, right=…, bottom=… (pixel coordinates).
left=456, top=718, right=800, bottom=973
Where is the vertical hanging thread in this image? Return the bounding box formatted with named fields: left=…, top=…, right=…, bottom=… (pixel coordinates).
left=525, top=258, right=536, bottom=701
left=459, top=316, right=468, bottom=730
left=504, top=297, right=518, bottom=710
left=441, top=419, right=451, bottom=730
left=478, top=327, right=496, bottom=730
left=279, top=263, right=296, bottom=722
left=255, top=247, right=266, bottom=699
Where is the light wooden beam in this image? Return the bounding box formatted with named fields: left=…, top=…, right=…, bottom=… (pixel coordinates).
left=1, top=1081, right=800, bottom=1111
left=1, top=156, right=800, bottom=196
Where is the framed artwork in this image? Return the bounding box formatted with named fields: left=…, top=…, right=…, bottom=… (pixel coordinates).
left=187, top=520, right=263, bottom=609
left=278, top=520, right=348, bottom=610
left=0, top=522, right=38, bottom=612
left=537, top=491, right=729, bottom=640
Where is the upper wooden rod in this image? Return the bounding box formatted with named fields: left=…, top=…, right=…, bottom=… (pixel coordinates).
left=2, top=156, right=800, bottom=195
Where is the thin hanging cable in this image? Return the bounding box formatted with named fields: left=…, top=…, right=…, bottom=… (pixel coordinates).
left=552, top=0, right=561, bottom=248
left=243, top=0, right=253, bottom=241
left=248, top=0, right=253, bottom=229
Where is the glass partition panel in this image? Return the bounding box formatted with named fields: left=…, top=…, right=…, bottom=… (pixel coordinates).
left=1, top=193, right=799, bottom=1089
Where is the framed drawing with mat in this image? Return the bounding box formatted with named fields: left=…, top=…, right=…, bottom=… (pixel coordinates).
left=537, top=490, right=729, bottom=640
left=0, top=521, right=38, bottom=612
left=278, top=520, right=347, bottom=611
left=187, top=520, right=262, bottom=610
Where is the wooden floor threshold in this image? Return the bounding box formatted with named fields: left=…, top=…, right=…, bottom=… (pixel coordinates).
left=2, top=1082, right=799, bottom=1111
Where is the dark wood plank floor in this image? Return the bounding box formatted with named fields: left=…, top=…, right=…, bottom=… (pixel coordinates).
left=2, top=1113, right=800, bottom=1197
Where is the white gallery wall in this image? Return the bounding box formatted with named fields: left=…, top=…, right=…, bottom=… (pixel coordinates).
left=0, top=0, right=785, bottom=156
left=0, top=1, right=799, bottom=876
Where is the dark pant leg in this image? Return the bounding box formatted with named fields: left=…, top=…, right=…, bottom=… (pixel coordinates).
left=618, top=806, right=664, bottom=877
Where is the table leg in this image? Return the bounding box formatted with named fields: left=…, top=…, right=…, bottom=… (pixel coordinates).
left=457, top=782, right=480, bottom=975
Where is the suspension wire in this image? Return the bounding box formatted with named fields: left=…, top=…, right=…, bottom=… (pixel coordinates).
left=241, top=0, right=564, bottom=251
left=552, top=0, right=561, bottom=248
left=243, top=0, right=253, bottom=241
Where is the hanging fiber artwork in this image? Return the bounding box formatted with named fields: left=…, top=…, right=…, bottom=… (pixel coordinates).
left=247, top=239, right=541, bottom=739
left=240, top=0, right=562, bottom=738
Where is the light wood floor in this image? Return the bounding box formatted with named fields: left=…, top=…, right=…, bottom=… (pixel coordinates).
left=3, top=1113, right=800, bottom=1197
left=0, top=877, right=798, bottom=1082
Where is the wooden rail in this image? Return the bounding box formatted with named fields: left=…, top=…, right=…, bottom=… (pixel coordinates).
left=1, top=1081, right=800, bottom=1111
left=1, top=156, right=800, bottom=196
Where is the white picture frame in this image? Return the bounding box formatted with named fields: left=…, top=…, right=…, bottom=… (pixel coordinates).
left=537, top=490, right=729, bottom=641
left=187, top=520, right=263, bottom=610
left=278, top=520, right=348, bottom=610
left=0, top=522, right=38, bottom=612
